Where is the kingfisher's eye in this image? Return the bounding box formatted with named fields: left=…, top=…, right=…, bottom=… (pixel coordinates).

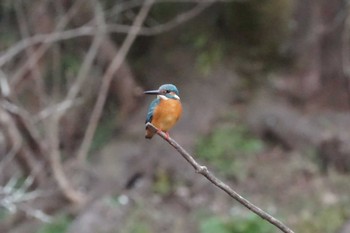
left=166, top=90, right=170, bottom=93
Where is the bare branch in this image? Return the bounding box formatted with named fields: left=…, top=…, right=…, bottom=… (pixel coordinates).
left=34, top=99, right=82, bottom=123
left=0, top=107, right=22, bottom=172
left=0, top=71, right=10, bottom=97
left=46, top=115, right=86, bottom=205
left=43, top=0, right=107, bottom=205
left=9, top=0, right=85, bottom=88
left=108, top=2, right=213, bottom=35
left=65, top=0, right=107, bottom=103
left=0, top=0, right=221, bottom=67
left=1, top=100, right=47, bottom=161
left=145, top=122, right=295, bottom=233
left=15, top=0, right=47, bottom=108
left=108, top=0, right=242, bottom=16
left=77, top=0, right=155, bottom=162
left=0, top=101, right=47, bottom=186
left=0, top=26, right=90, bottom=68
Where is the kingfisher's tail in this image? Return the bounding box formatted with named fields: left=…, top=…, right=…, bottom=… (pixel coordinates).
left=145, top=127, right=155, bottom=139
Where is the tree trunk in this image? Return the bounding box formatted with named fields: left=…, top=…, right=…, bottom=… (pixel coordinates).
left=318, top=0, right=349, bottom=108
left=282, top=0, right=350, bottom=109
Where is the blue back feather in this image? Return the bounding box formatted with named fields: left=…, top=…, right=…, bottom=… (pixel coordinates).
left=145, top=98, right=160, bottom=123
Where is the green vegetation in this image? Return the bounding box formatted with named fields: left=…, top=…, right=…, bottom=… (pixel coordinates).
left=121, top=202, right=154, bottom=233
left=190, top=32, right=225, bottom=75
left=0, top=209, right=9, bottom=221
left=200, top=214, right=274, bottom=233
left=196, top=117, right=263, bottom=180
left=90, top=107, right=117, bottom=153
left=128, top=221, right=153, bottom=233
left=61, top=53, right=82, bottom=78
left=37, top=215, right=71, bottom=233
left=221, top=0, right=292, bottom=62
left=295, top=204, right=350, bottom=233
left=153, top=167, right=173, bottom=196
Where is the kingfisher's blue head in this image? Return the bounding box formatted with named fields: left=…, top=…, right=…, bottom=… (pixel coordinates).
left=144, top=84, right=180, bottom=100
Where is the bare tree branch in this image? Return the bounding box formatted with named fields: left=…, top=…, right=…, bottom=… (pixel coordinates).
left=43, top=0, right=107, bottom=205
left=145, top=122, right=295, bottom=233
left=65, top=0, right=106, bottom=103
left=15, top=0, right=47, bottom=108
left=108, top=0, right=242, bottom=16
left=9, top=0, right=84, bottom=88
left=0, top=71, right=11, bottom=97
left=0, top=101, right=47, bottom=186
left=34, top=99, right=82, bottom=123
left=1, top=100, right=47, bottom=162
left=109, top=2, right=212, bottom=35
left=77, top=0, right=155, bottom=162
left=46, top=115, right=86, bottom=205
left=0, top=0, right=219, bottom=68
left=0, top=107, right=23, bottom=172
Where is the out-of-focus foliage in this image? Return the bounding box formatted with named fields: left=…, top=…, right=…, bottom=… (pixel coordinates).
left=295, top=204, right=350, bottom=233
left=90, top=107, right=117, bottom=153
left=153, top=167, right=173, bottom=196
left=0, top=209, right=8, bottom=221
left=220, top=0, right=292, bottom=61
left=129, top=221, right=153, bottom=233
left=37, top=215, right=71, bottom=233
left=200, top=214, right=275, bottom=233
left=186, top=32, right=225, bottom=76
left=2, top=0, right=350, bottom=232
left=196, top=113, right=263, bottom=180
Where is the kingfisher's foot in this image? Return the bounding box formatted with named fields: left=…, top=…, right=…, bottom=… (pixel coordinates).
left=156, top=129, right=170, bottom=139
left=165, top=132, right=170, bottom=140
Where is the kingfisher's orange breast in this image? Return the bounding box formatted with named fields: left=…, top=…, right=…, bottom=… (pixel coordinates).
left=151, top=98, right=182, bottom=132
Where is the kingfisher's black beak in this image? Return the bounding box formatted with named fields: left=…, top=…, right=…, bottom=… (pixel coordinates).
left=144, top=90, right=160, bottom=95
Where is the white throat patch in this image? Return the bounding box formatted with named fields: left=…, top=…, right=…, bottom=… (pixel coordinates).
left=158, top=94, right=180, bottom=100
left=158, top=95, right=169, bottom=100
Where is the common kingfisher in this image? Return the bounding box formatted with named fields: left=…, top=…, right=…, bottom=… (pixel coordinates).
left=144, top=84, right=182, bottom=139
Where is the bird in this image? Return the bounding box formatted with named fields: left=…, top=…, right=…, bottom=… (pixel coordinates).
left=144, top=84, right=182, bottom=139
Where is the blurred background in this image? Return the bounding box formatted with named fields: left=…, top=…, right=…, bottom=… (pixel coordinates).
left=1, top=0, right=350, bottom=232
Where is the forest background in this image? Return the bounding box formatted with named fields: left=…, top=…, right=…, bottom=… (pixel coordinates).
left=1, top=0, right=350, bottom=233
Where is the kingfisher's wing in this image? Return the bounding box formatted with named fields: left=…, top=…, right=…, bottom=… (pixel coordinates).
left=145, top=98, right=159, bottom=124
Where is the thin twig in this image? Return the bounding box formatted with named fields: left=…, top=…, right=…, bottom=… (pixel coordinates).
left=145, top=122, right=295, bottom=233
left=65, top=0, right=106, bottom=102
left=43, top=0, right=106, bottom=205
left=46, top=114, right=86, bottom=205
left=15, top=0, right=47, bottom=108
left=0, top=0, right=217, bottom=67
left=0, top=70, right=10, bottom=97
left=9, top=0, right=84, bottom=88
left=108, top=2, right=212, bottom=35
left=77, top=0, right=155, bottom=162
left=108, top=0, right=243, bottom=17
left=33, top=98, right=81, bottom=123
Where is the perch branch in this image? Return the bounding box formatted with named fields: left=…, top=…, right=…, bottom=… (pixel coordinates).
left=145, top=122, right=295, bottom=233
